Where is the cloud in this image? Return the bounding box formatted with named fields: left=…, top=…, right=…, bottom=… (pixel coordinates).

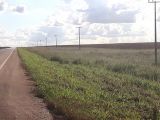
left=12, top=5, right=25, bottom=13
left=1, top=0, right=156, bottom=47
left=27, top=25, right=66, bottom=46
left=82, top=0, right=138, bottom=23
left=0, top=0, right=26, bottom=14
left=18, top=0, right=146, bottom=47
left=0, top=26, right=17, bottom=47
left=63, top=0, right=72, bottom=4
left=0, top=0, right=7, bottom=12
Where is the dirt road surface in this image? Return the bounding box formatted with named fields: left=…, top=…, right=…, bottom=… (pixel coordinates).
left=0, top=49, right=13, bottom=67
left=0, top=48, right=53, bottom=120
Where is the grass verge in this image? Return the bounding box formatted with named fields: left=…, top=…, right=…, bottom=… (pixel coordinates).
left=18, top=48, right=160, bottom=120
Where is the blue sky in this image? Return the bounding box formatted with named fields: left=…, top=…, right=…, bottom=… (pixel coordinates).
left=0, top=0, right=158, bottom=47
left=0, top=0, right=62, bottom=31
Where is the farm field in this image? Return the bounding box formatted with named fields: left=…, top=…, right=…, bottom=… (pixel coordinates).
left=18, top=46, right=160, bottom=120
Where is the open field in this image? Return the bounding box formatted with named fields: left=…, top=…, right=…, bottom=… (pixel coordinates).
left=46, top=42, right=160, bottom=49
left=18, top=46, right=160, bottom=120
left=28, top=46, right=160, bottom=81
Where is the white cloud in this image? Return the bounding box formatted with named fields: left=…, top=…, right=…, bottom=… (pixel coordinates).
left=83, top=0, right=138, bottom=23
left=11, top=5, right=26, bottom=14
left=1, top=0, right=159, bottom=47
left=0, top=0, right=27, bottom=14
left=0, top=0, right=7, bottom=12
left=0, top=26, right=17, bottom=47
left=18, top=0, right=148, bottom=46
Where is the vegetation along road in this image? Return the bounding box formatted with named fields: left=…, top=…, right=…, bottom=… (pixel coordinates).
left=0, top=46, right=160, bottom=120
left=18, top=46, right=160, bottom=120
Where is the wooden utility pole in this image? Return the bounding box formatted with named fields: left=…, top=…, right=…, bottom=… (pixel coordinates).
left=77, top=27, right=81, bottom=50
left=154, top=1, right=158, bottom=65
left=37, top=40, right=38, bottom=47
left=148, top=0, right=159, bottom=65
left=55, top=35, right=58, bottom=48
left=46, top=36, right=48, bottom=47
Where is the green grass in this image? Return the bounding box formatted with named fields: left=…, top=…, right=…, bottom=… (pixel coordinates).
left=28, top=47, right=160, bottom=81
left=18, top=47, right=160, bottom=120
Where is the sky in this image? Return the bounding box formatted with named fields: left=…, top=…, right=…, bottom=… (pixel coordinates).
left=0, top=0, right=159, bottom=47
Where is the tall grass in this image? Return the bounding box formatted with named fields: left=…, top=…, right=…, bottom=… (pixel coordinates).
left=29, top=47, right=160, bottom=81
left=19, top=48, right=160, bottom=120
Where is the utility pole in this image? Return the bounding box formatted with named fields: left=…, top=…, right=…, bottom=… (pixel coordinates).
left=46, top=36, right=48, bottom=47
left=37, top=40, right=38, bottom=47
left=55, top=35, right=58, bottom=48
left=19, top=39, right=20, bottom=47
left=40, top=40, right=42, bottom=46
left=154, top=1, right=158, bottom=65
left=148, top=0, right=159, bottom=65
left=77, top=27, right=81, bottom=50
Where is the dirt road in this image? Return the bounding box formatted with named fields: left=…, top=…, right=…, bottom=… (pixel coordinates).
left=0, top=48, right=53, bottom=120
